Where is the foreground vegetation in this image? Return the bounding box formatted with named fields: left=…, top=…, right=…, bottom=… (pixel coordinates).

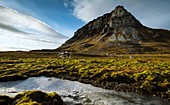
left=0, top=90, right=65, bottom=105
left=0, top=52, right=170, bottom=100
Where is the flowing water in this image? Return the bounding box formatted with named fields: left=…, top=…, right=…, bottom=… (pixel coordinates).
left=0, top=77, right=169, bottom=105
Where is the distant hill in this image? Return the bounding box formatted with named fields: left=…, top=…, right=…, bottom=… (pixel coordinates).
left=57, top=6, right=170, bottom=54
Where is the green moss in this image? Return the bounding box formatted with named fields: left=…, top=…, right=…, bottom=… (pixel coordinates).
left=14, top=90, right=65, bottom=105
left=145, top=75, right=155, bottom=81
left=17, top=100, right=39, bottom=105
left=140, top=80, right=154, bottom=92
left=0, top=90, right=65, bottom=105
left=0, top=53, right=170, bottom=97
left=158, top=79, right=170, bottom=89
left=133, top=70, right=150, bottom=82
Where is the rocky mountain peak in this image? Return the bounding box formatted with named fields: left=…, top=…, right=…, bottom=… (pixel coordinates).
left=109, top=5, right=142, bottom=28
left=111, top=5, right=127, bottom=17
left=58, top=6, right=170, bottom=54
left=64, top=6, right=143, bottom=44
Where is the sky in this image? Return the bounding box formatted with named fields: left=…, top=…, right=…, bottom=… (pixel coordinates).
left=0, top=0, right=170, bottom=51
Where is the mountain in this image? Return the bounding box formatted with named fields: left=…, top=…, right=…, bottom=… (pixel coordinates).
left=58, top=6, right=170, bottom=54
left=0, top=5, right=67, bottom=51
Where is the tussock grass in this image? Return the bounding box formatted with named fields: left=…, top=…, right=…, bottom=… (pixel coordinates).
left=0, top=52, right=170, bottom=99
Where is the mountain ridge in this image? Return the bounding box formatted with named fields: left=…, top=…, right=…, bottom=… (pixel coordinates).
left=58, top=6, right=170, bottom=54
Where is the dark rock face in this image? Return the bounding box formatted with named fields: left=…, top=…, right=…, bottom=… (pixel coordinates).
left=66, top=6, right=143, bottom=43
left=58, top=6, right=170, bottom=54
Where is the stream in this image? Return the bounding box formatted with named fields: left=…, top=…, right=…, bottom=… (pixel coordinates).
left=0, top=77, right=169, bottom=105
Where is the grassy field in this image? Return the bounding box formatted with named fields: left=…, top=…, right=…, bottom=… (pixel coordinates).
left=0, top=52, right=170, bottom=99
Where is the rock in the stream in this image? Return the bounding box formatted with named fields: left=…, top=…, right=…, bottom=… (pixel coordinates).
left=0, top=90, right=66, bottom=105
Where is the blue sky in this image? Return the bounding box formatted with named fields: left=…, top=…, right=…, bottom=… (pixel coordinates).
left=0, top=0, right=170, bottom=51
left=0, top=0, right=84, bottom=37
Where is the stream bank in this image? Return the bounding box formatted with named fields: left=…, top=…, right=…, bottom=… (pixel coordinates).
left=0, top=77, right=169, bottom=105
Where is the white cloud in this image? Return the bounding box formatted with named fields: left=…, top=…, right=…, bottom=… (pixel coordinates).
left=63, top=0, right=69, bottom=8
left=0, top=5, right=68, bottom=51
left=71, top=0, right=123, bottom=22
left=64, top=2, right=68, bottom=7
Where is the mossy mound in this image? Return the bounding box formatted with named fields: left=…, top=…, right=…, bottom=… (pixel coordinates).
left=0, top=90, right=66, bottom=105
left=0, top=95, right=13, bottom=105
